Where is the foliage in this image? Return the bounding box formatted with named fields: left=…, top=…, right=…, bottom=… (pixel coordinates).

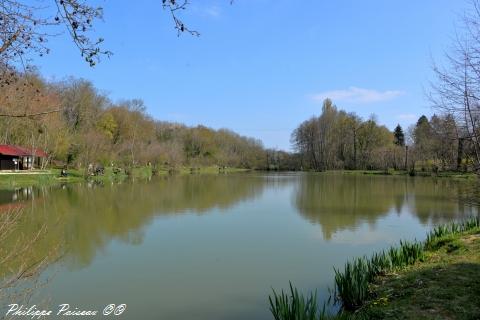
left=393, top=124, right=405, bottom=147
left=0, top=72, right=268, bottom=171
left=291, top=99, right=401, bottom=171
left=291, top=100, right=466, bottom=172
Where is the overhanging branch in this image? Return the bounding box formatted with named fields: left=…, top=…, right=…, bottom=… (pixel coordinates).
left=0, top=108, right=62, bottom=118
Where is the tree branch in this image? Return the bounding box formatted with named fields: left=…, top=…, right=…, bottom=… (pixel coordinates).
left=0, top=108, right=62, bottom=118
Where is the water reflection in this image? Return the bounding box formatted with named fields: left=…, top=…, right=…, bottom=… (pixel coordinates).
left=0, top=186, right=36, bottom=211
left=1, top=173, right=477, bottom=274
left=1, top=174, right=271, bottom=274
left=294, top=174, right=476, bottom=240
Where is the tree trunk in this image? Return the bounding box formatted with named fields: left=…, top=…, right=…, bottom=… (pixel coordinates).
left=353, top=128, right=357, bottom=170
left=457, top=138, right=464, bottom=171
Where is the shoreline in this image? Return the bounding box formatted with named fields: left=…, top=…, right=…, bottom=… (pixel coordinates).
left=0, top=168, right=476, bottom=189
left=0, top=166, right=252, bottom=189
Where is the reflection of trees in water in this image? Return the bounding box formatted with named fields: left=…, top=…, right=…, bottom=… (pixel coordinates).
left=407, top=179, right=477, bottom=225
left=3, top=173, right=474, bottom=279
left=294, top=174, right=476, bottom=240
left=0, top=175, right=268, bottom=273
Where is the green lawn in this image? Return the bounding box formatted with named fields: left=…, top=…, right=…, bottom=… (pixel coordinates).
left=357, top=230, right=480, bottom=319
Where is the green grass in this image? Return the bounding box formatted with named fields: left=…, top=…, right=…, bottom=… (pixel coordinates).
left=0, top=171, right=58, bottom=188
left=358, top=228, right=480, bottom=319
left=0, top=165, right=251, bottom=188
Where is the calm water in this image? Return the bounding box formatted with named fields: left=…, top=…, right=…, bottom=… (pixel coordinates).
left=0, top=173, right=477, bottom=319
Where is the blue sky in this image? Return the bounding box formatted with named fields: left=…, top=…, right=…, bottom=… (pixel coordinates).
left=36, top=0, right=469, bottom=150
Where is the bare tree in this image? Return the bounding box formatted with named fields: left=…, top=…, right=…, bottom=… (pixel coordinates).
left=0, top=208, right=60, bottom=308
left=430, top=2, right=480, bottom=171
left=0, top=0, right=110, bottom=70
left=0, top=0, right=207, bottom=69
left=0, top=0, right=208, bottom=118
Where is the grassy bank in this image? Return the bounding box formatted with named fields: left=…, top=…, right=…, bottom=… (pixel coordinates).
left=358, top=222, right=480, bottom=319
left=1, top=168, right=475, bottom=188
left=338, top=169, right=477, bottom=180
left=0, top=166, right=251, bottom=188
left=270, top=217, right=480, bottom=320
left=0, top=170, right=68, bottom=188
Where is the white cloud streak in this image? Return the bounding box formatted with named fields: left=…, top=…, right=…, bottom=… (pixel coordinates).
left=204, top=6, right=221, bottom=17
left=311, top=87, right=405, bottom=104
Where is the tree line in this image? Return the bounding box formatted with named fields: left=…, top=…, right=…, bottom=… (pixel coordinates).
left=1, top=69, right=474, bottom=174
left=288, top=98, right=473, bottom=173
left=287, top=0, right=480, bottom=174
left=0, top=71, right=267, bottom=170
left=3, top=0, right=480, bottom=174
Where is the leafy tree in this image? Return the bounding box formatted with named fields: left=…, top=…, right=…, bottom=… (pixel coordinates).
left=413, top=115, right=433, bottom=167
left=291, top=100, right=394, bottom=171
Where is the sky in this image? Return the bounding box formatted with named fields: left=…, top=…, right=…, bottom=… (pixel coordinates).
left=33, top=0, right=470, bottom=151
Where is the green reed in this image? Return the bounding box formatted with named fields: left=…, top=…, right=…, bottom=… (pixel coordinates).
left=269, top=282, right=319, bottom=320
left=426, top=216, right=480, bottom=247
left=269, top=282, right=352, bottom=320
left=334, top=240, right=424, bottom=311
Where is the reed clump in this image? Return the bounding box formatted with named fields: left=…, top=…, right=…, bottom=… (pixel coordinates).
left=334, top=240, right=424, bottom=310
left=333, top=217, right=479, bottom=311
left=269, top=282, right=320, bottom=320
left=425, top=216, right=480, bottom=248
left=269, top=282, right=351, bottom=320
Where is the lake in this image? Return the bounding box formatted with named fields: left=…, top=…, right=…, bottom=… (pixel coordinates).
left=0, top=173, right=477, bottom=319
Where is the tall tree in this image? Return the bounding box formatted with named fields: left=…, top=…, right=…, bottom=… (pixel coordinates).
left=430, top=0, right=480, bottom=171
left=393, top=124, right=405, bottom=146
left=413, top=116, right=432, bottom=161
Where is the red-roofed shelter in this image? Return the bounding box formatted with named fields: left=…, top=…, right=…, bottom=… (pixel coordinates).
left=0, top=145, right=48, bottom=170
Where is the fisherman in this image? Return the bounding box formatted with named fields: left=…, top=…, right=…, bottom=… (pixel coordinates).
left=60, top=165, right=68, bottom=177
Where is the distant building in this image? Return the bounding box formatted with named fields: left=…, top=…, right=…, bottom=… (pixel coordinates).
left=0, top=145, right=48, bottom=170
